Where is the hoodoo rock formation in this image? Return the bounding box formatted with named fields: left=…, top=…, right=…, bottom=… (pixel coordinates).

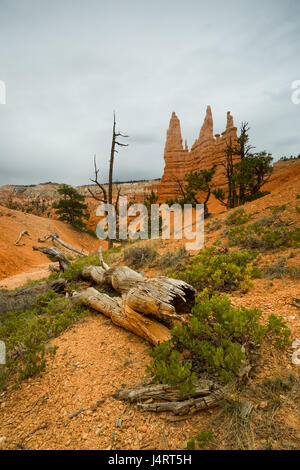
left=157, top=106, right=240, bottom=202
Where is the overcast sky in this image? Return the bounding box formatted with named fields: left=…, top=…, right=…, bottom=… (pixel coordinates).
left=0, top=0, right=299, bottom=186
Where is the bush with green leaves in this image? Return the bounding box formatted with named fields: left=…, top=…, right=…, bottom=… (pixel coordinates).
left=228, top=224, right=300, bottom=251
left=60, top=252, right=101, bottom=281
left=146, top=293, right=291, bottom=396
left=269, top=204, right=286, bottom=215
left=226, top=209, right=252, bottom=226
left=187, top=430, right=215, bottom=450
left=0, top=290, right=89, bottom=388
left=168, top=245, right=260, bottom=293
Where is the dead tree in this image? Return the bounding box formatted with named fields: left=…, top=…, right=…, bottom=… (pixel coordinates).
left=32, top=246, right=71, bottom=272
left=89, top=113, right=128, bottom=249
left=14, top=230, right=30, bottom=246
left=37, top=233, right=86, bottom=256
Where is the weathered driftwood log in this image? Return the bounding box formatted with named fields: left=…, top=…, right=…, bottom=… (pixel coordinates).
left=33, top=246, right=71, bottom=272
left=81, top=266, right=195, bottom=321
left=73, top=287, right=171, bottom=345
left=113, top=379, right=215, bottom=402
left=38, top=233, right=85, bottom=256
left=81, top=265, right=144, bottom=293
left=136, top=389, right=224, bottom=414
left=113, top=381, right=225, bottom=415
left=76, top=247, right=195, bottom=344
left=125, top=277, right=195, bottom=320
left=14, top=230, right=30, bottom=246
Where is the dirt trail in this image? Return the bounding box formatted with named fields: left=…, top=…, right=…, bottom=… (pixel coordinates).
left=0, top=264, right=51, bottom=290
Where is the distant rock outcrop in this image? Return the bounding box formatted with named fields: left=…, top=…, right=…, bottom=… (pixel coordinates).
left=157, top=106, right=240, bottom=202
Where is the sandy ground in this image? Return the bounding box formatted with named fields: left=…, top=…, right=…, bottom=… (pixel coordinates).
left=0, top=207, right=101, bottom=281
left=0, top=264, right=51, bottom=290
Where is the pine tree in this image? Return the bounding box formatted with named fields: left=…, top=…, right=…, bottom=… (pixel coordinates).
left=53, top=185, right=89, bottom=230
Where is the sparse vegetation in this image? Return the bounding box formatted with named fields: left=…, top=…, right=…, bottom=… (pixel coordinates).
left=211, top=371, right=300, bottom=450
left=264, top=257, right=300, bottom=280
left=147, top=293, right=291, bottom=396
left=0, top=290, right=89, bottom=390
left=228, top=224, right=300, bottom=251
left=123, top=245, right=157, bottom=269
left=225, top=209, right=252, bottom=226
left=157, top=246, right=186, bottom=270
left=187, top=430, right=215, bottom=449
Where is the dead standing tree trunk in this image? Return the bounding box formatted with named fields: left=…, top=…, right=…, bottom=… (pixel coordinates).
left=88, top=112, right=128, bottom=249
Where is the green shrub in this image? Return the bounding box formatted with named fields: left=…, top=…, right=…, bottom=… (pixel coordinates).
left=226, top=209, right=252, bottom=226
left=296, top=207, right=300, bottom=214
left=269, top=205, right=286, bottom=215
left=0, top=290, right=89, bottom=388
left=60, top=253, right=100, bottom=281
left=124, top=245, right=157, bottom=269
left=168, top=245, right=260, bottom=293
left=187, top=430, right=215, bottom=449
left=228, top=224, right=300, bottom=251
left=146, top=293, right=290, bottom=396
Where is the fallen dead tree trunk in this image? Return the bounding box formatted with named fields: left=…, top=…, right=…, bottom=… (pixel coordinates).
left=73, top=287, right=171, bottom=345
left=38, top=233, right=86, bottom=256
left=33, top=246, right=71, bottom=272
left=113, top=379, right=215, bottom=402
left=74, top=247, right=196, bottom=344
left=113, top=381, right=226, bottom=415
left=81, top=266, right=196, bottom=321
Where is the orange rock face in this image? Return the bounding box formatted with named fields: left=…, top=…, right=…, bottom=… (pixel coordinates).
left=157, top=106, right=240, bottom=202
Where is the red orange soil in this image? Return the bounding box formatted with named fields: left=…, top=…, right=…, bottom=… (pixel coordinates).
left=0, top=161, right=299, bottom=450
left=0, top=207, right=100, bottom=281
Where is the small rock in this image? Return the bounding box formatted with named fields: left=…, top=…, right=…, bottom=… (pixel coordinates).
left=82, top=433, right=88, bottom=440
left=260, top=401, right=268, bottom=409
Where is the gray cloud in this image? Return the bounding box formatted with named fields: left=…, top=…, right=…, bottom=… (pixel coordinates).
left=0, top=0, right=299, bottom=186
